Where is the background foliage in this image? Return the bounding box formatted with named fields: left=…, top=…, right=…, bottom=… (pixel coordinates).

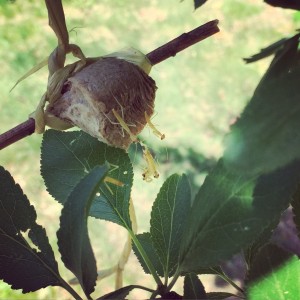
left=0, top=0, right=299, bottom=299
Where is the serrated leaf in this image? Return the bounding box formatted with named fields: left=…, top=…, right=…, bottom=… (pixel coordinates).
left=150, top=174, right=191, bottom=277
left=244, top=38, right=288, bottom=63
left=96, top=285, right=138, bottom=300
left=246, top=243, right=300, bottom=299
left=57, top=165, right=108, bottom=298
left=0, top=166, right=61, bottom=293
left=41, top=130, right=133, bottom=229
left=194, top=0, right=208, bottom=9
left=132, top=232, right=164, bottom=277
left=179, top=160, right=300, bottom=273
left=183, top=273, right=206, bottom=299
left=224, top=35, right=300, bottom=176
left=207, top=292, right=239, bottom=299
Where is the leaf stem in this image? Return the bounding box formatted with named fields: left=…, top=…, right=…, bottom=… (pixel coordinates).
left=59, top=278, right=83, bottom=300
left=129, top=230, right=163, bottom=287
left=218, top=273, right=244, bottom=295
left=166, top=268, right=181, bottom=293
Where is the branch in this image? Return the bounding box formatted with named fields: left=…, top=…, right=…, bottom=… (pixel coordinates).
left=0, top=20, right=219, bottom=151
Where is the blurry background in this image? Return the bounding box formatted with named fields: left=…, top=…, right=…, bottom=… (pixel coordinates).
left=0, top=0, right=298, bottom=298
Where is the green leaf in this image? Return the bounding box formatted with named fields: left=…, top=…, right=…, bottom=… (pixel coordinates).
left=291, top=184, right=300, bottom=243
left=96, top=285, right=138, bottom=300
left=41, top=130, right=133, bottom=228
left=194, top=0, right=208, bottom=10
left=132, top=232, right=164, bottom=277
left=246, top=243, right=300, bottom=299
left=150, top=174, right=191, bottom=277
left=57, top=165, right=108, bottom=298
left=224, top=35, right=300, bottom=175
left=207, top=292, right=239, bottom=299
left=0, top=166, right=61, bottom=293
left=183, top=273, right=206, bottom=299
left=179, top=160, right=300, bottom=273
left=243, top=38, right=288, bottom=63
left=264, top=0, right=300, bottom=10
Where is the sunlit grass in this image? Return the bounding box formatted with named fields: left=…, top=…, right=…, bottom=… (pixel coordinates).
left=0, top=0, right=295, bottom=298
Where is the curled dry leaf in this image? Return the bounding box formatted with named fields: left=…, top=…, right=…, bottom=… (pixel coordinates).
left=44, top=49, right=157, bottom=149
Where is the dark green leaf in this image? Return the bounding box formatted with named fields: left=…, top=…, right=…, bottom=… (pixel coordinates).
left=183, top=273, right=206, bottom=299
left=292, top=184, right=300, bottom=243
left=244, top=38, right=287, bottom=63
left=0, top=166, right=61, bottom=293
left=57, top=165, right=108, bottom=298
left=264, top=0, right=300, bottom=10
left=207, top=292, right=239, bottom=299
left=181, top=266, right=223, bottom=276
left=179, top=160, right=300, bottom=273
left=96, top=285, right=140, bottom=300
left=224, top=35, right=300, bottom=175
left=194, top=0, right=207, bottom=10
left=132, top=232, right=164, bottom=277
left=41, top=130, right=133, bottom=228
left=246, top=243, right=300, bottom=299
left=244, top=218, right=279, bottom=269
left=150, top=174, right=191, bottom=277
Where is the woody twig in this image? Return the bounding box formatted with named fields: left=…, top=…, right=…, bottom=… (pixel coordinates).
left=0, top=19, right=219, bottom=150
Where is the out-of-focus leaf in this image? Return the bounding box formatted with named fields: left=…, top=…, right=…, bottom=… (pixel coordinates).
left=179, top=160, right=300, bottom=273
left=246, top=243, right=300, bottom=299
left=57, top=165, right=108, bottom=298
left=292, top=184, right=300, bottom=243
left=150, top=174, right=191, bottom=277
left=183, top=273, right=206, bottom=299
left=96, top=285, right=141, bottom=300
left=243, top=38, right=287, bottom=63
left=41, top=130, right=133, bottom=229
left=224, top=63, right=300, bottom=175
left=264, top=0, right=300, bottom=10
left=0, top=166, right=61, bottom=293
left=132, top=232, right=164, bottom=277
left=194, top=0, right=208, bottom=10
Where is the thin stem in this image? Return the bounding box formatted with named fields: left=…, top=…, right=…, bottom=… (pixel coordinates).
left=165, top=268, right=181, bottom=294
left=0, top=20, right=219, bottom=151
left=218, top=273, right=244, bottom=295
left=58, top=277, right=83, bottom=300
left=129, top=230, right=163, bottom=287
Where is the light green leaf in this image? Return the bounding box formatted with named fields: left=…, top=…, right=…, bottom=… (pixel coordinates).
left=132, top=232, right=164, bottom=277
left=246, top=243, right=300, bottom=300
left=0, top=166, right=61, bottom=293
left=179, top=160, right=300, bottom=273
left=224, top=35, right=300, bottom=175
left=183, top=273, right=206, bottom=299
left=150, top=174, right=191, bottom=277
left=41, top=130, right=133, bottom=228
left=57, top=165, right=108, bottom=298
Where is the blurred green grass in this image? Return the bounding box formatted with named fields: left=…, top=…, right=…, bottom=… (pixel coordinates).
left=0, top=0, right=296, bottom=299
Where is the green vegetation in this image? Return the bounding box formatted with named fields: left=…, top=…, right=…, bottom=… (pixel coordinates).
left=0, top=0, right=298, bottom=299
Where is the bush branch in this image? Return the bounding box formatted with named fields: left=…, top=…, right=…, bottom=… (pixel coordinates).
left=0, top=20, right=219, bottom=150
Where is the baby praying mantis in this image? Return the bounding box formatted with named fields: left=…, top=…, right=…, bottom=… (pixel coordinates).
left=145, top=112, right=165, bottom=140
left=112, top=108, right=164, bottom=182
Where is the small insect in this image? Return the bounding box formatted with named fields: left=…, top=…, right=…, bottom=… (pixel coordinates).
left=112, top=108, right=139, bottom=143
left=102, top=163, right=125, bottom=195
left=141, top=143, right=159, bottom=182
left=145, top=111, right=165, bottom=140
